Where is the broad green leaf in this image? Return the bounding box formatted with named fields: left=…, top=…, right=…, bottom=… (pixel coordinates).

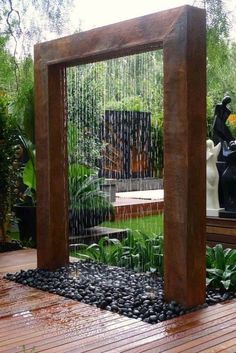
left=150, top=267, right=157, bottom=273
left=230, top=273, right=236, bottom=288
left=86, top=243, right=99, bottom=250
left=206, top=268, right=223, bottom=277
left=23, top=159, right=36, bottom=191
left=222, top=270, right=233, bottom=280
left=224, top=248, right=233, bottom=258
left=226, top=251, right=236, bottom=266
left=220, top=279, right=231, bottom=290
left=214, top=244, right=225, bottom=270
left=206, top=277, right=214, bottom=286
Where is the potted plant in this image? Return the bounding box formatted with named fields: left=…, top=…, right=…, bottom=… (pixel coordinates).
left=13, top=135, right=36, bottom=246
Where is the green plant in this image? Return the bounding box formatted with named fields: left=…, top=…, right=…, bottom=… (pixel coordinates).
left=75, top=230, right=164, bottom=274
left=121, top=230, right=164, bottom=274
left=0, top=95, right=18, bottom=241
left=0, top=36, right=16, bottom=92
left=78, top=236, right=124, bottom=265
left=12, top=58, right=35, bottom=141
left=206, top=244, right=236, bottom=290
left=69, top=164, right=114, bottom=231
left=16, top=134, right=36, bottom=206
left=69, top=164, right=111, bottom=209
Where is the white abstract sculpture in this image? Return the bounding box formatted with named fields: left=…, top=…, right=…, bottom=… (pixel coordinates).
left=206, top=139, right=222, bottom=216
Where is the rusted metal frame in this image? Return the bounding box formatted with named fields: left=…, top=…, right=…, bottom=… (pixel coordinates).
left=35, top=6, right=183, bottom=66
left=34, top=7, right=184, bottom=271
left=163, top=7, right=206, bottom=307
left=35, top=5, right=206, bottom=307
left=34, top=59, right=69, bottom=269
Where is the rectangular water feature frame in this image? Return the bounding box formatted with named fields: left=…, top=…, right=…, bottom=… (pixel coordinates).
left=34, top=5, right=206, bottom=308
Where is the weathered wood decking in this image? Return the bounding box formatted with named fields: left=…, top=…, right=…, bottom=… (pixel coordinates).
left=1, top=249, right=236, bottom=352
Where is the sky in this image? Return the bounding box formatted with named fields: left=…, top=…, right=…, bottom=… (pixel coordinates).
left=70, top=0, right=236, bottom=40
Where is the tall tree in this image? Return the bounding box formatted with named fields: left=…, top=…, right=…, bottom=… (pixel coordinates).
left=0, top=36, right=15, bottom=92
left=0, top=0, right=75, bottom=57
left=194, top=0, right=235, bottom=134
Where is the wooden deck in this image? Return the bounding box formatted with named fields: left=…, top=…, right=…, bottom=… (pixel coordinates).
left=207, top=216, right=236, bottom=249
left=1, top=249, right=236, bottom=352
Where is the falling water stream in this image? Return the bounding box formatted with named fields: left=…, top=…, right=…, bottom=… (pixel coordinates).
left=66, top=50, right=164, bottom=273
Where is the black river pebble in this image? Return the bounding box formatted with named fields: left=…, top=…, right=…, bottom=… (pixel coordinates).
left=4, top=260, right=236, bottom=325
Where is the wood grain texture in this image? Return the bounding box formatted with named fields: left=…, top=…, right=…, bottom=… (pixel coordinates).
left=207, top=216, right=236, bottom=249
left=1, top=255, right=236, bottom=353
left=163, top=6, right=206, bottom=307
left=34, top=5, right=206, bottom=307
left=1, top=251, right=236, bottom=353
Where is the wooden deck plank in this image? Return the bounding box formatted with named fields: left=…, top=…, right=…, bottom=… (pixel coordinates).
left=121, top=313, right=236, bottom=353
left=2, top=304, right=236, bottom=350
left=86, top=318, right=236, bottom=353
left=182, top=330, right=236, bottom=353
left=212, top=341, right=236, bottom=353
left=42, top=305, right=236, bottom=353
left=1, top=317, right=144, bottom=352
left=1, top=249, right=236, bottom=353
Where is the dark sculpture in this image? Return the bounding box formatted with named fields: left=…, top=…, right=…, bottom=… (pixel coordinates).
left=220, top=141, right=236, bottom=217
left=212, top=96, right=234, bottom=208
left=212, top=96, right=233, bottom=160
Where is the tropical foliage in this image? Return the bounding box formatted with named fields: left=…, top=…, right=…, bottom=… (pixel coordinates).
left=75, top=231, right=164, bottom=274
left=16, top=134, right=36, bottom=205
left=206, top=244, right=236, bottom=290
left=69, top=164, right=114, bottom=231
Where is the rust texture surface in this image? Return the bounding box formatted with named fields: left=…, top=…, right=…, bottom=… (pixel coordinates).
left=34, top=5, right=206, bottom=306
left=163, top=7, right=206, bottom=306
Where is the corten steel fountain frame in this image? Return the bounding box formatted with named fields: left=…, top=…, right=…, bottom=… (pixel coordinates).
left=34, top=5, right=206, bottom=308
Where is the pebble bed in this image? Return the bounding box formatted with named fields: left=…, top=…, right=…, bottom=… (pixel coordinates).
left=5, top=260, right=236, bottom=324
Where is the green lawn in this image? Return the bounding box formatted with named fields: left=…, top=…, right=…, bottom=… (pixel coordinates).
left=9, top=231, right=20, bottom=241
left=101, top=214, right=163, bottom=235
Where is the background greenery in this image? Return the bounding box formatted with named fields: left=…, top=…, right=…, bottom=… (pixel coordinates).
left=1, top=0, right=235, bottom=173
left=101, top=214, right=163, bottom=236
left=1, top=0, right=236, bottom=245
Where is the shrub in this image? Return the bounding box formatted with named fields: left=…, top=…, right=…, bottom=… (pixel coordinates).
left=206, top=244, right=236, bottom=290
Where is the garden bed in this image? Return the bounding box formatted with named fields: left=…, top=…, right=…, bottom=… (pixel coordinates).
left=5, top=260, right=235, bottom=325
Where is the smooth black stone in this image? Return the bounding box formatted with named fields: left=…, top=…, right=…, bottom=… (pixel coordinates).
left=159, top=314, right=166, bottom=321
left=111, top=305, right=118, bottom=312
left=4, top=259, right=236, bottom=326
left=166, top=310, right=173, bottom=316
left=149, top=315, right=158, bottom=322
left=133, top=309, right=140, bottom=316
